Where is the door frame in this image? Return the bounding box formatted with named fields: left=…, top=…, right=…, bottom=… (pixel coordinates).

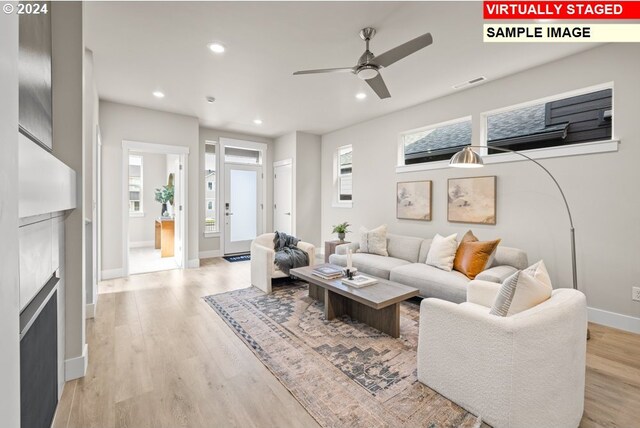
left=121, top=140, right=189, bottom=276
left=219, top=138, right=267, bottom=255
left=273, top=158, right=294, bottom=236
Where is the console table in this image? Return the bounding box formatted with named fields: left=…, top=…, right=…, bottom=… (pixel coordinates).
left=155, top=218, right=174, bottom=258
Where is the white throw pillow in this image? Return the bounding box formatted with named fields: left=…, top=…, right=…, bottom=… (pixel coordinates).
left=425, top=233, right=458, bottom=272
left=358, top=225, right=388, bottom=256
left=490, top=260, right=553, bottom=316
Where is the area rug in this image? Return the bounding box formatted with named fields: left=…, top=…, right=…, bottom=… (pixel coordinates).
left=222, top=254, right=250, bottom=263
left=204, top=284, right=485, bottom=428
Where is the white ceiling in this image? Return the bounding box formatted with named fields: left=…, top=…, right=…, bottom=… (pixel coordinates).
left=84, top=1, right=599, bottom=138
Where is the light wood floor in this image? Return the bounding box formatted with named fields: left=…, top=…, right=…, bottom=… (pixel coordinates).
left=53, top=259, right=640, bottom=428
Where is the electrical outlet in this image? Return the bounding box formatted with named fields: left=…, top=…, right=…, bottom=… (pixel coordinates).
left=633, top=287, right=640, bottom=302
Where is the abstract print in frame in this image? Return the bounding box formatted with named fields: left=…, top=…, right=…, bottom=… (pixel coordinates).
left=397, top=180, right=432, bottom=221
left=447, top=176, right=496, bottom=225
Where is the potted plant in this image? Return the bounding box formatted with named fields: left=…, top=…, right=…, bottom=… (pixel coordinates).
left=154, top=185, right=174, bottom=217
left=332, top=222, right=351, bottom=242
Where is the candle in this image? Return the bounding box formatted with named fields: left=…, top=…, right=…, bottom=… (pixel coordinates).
left=347, top=248, right=353, bottom=270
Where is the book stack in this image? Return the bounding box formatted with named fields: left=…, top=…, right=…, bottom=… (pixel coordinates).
left=342, top=275, right=378, bottom=289
left=311, top=264, right=344, bottom=280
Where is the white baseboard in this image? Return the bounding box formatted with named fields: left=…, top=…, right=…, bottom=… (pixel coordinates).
left=129, top=240, right=154, bottom=248
left=588, top=306, right=640, bottom=334
left=101, top=268, right=124, bottom=280
left=86, top=303, right=95, bottom=319
left=199, top=250, right=222, bottom=259
left=187, top=259, right=200, bottom=268
left=65, top=343, right=88, bottom=381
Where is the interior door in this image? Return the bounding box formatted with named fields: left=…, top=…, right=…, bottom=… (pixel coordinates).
left=273, top=162, right=292, bottom=235
left=224, top=164, right=262, bottom=254
left=172, top=157, right=184, bottom=267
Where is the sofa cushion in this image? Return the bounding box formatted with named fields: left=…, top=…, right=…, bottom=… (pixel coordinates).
left=490, top=260, right=553, bottom=316
left=386, top=234, right=424, bottom=263
left=390, top=263, right=470, bottom=303
left=491, top=246, right=528, bottom=270
left=329, top=253, right=410, bottom=280
left=425, top=233, right=458, bottom=272
left=358, top=225, right=389, bottom=256
left=417, top=238, right=433, bottom=263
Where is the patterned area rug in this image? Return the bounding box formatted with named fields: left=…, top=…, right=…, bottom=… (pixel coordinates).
left=204, top=284, right=484, bottom=428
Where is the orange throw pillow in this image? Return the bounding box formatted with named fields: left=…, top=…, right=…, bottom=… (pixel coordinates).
left=454, top=231, right=501, bottom=279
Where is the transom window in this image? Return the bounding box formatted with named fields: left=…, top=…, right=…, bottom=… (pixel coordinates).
left=128, top=155, right=143, bottom=215
left=485, top=88, right=612, bottom=152
left=401, top=118, right=472, bottom=165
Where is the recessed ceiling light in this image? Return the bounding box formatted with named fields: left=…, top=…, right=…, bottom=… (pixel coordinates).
left=355, top=92, right=367, bottom=100
left=208, top=43, right=225, bottom=54
left=253, top=119, right=263, bottom=125
left=206, top=96, right=216, bottom=103
left=153, top=91, right=165, bottom=98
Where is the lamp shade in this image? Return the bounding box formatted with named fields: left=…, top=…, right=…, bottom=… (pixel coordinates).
left=449, top=146, right=484, bottom=168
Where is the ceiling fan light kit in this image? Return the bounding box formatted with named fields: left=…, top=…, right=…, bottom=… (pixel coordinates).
left=293, top=27, right=433, bottom=100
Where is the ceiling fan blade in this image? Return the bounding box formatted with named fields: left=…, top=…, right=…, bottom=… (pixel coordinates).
left=293, top=67, right=354, bottom=75
left=366, top=74, right=391, bottom=99
left=374, top=32, right=433, bottom=68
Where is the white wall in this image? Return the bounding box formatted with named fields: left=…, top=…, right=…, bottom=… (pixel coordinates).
left=198, top=127, right=274, bottom=256
left=128, top=152, right=167, bottom=244
left=273, top=131, right=322, bottom=246
left=52, top=1, right=86, bottom=377
left=99, top=101, right=199, bottom=272
left=321, top=44, right=640, bottom=329
left=0, top=10, right=21, bottom=427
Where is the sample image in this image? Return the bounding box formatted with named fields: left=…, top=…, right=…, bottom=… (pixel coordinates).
left=448, top=176, right=496, bottom=225
left=397, top=181, right=432, bottom=221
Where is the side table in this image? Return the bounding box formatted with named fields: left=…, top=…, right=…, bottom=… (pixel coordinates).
left=324, top=240, right=350, bottom=263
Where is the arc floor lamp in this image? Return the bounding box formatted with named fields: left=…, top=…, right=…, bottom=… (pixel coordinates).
left=449, top=146, right=578, bottom=293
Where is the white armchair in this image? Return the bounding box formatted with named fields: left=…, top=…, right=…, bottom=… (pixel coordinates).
left=250, top=233, right=316, bottom=294
left=418, top=280, right=587, bottom=428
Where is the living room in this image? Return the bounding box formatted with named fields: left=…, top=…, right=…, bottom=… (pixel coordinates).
left=2, top=1, right=639, bottom=427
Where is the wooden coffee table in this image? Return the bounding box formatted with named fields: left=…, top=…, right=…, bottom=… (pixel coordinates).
left=290, top=266, right=419, bottom=338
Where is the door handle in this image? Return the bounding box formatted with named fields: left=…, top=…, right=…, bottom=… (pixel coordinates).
left=284, top=212, right=291, bottom=216
left=226, top=213, right=234, bottom=216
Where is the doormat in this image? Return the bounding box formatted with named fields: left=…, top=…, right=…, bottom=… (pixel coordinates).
left=223, top=254, right=251, bottom=263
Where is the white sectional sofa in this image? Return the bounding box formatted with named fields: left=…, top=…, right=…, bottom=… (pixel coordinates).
left=329, top=233, right=528, bottom=303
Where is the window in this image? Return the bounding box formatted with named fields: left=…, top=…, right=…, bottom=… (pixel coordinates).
left=224, top=146, right=261, bottom=165
left=204, top=143, right=217, bottom=233
left=128, top=155, right=143, bottom=215
left=401, top=118, right=472, bottom=165
left=486, top=88, right=612, bottom=152
left=334, top=145, right=352, bottom=206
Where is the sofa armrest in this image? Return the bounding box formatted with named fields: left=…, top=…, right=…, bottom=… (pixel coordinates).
left=476, top=265, right=518, bottom=283
left=418, top=298, right=515, bottom=426
left=335, top=242, right=359, bottom=255
left=250, top=242, right=275, bottom=293
left=466, top=279, right=502, bottom=308
left=295, top=241, right=316, bottom=266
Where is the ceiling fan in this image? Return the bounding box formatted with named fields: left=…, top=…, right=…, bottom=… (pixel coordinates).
left=293, top=27, right=433, bottom=99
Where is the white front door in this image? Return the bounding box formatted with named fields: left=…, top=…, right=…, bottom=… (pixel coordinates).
left=224, top=164, right=263, bottom=254
left=273, top=161, right=293, bottom=235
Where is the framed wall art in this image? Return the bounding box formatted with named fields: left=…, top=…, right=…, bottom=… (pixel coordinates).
left=447, top=176, right=496, bottom=225
left=397, top=180, right=432, bottom=221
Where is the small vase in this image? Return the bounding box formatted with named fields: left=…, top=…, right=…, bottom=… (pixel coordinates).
left=338, top=232, right=345, bottom=242
left=161, top=203, right=167, bottom=217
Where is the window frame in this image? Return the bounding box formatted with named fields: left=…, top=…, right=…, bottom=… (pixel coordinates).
left=396, top=82, right=618, bottom=174
left=204, top=141, right=219, bottom=236
left=128, top=154, right=144, bottom=217
left=333, top=144, right=353, bottom=208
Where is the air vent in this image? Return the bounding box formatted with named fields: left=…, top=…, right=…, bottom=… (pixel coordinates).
left=452, top=76, right=486, bottom=90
